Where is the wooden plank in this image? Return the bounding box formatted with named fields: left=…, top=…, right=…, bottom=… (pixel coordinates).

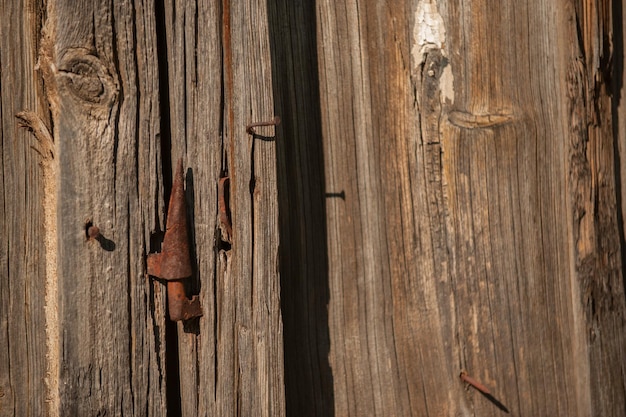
left=442, top=2, right=572, bottom=414
left=156, top=1, right=222, bottom=416
left=616, top=4, right=626, bottom=410
left=36, top=1, right=167, bottom=415
left=3, top=0, right=623, bottom=415
left=0, top=2, right=49, bottom=416
left=161, top=0, right=284, bottom=416
left=560, top=1, right=626, bottom=415
left=224, top=1, right=284, bottom=416
left=312, top=0, right=626, bottom=416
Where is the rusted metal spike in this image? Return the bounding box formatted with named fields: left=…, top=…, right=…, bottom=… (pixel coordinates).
left=147, top=158, right=202, bottom=321
left=147, top=159, right=192, bottom=279
left=167, top=281, right=202, bottom=321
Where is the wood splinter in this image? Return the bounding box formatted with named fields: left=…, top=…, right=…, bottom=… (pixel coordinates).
left=218, top=175, right=232, bottom=243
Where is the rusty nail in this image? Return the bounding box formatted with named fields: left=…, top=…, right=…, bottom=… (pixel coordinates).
left=85, top=220, right=101, bottom=240
left=460, top=371, right=491, bottom=395
left=147, top=158, right=202, bottom=321
left=460, top=371, right=510, bottom=413
left=87, top=225, right=101, bottom=240
left=246, top=116, right=281, bottom=135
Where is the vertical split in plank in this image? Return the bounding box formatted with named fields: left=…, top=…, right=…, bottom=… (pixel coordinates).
left=266, top=1, right=335, bottom=416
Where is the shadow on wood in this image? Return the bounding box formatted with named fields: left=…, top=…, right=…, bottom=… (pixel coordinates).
left=268, top=1, right=335, bottom=416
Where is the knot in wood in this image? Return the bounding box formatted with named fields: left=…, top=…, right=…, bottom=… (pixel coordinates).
left=57, top=49, right=118, bottom=106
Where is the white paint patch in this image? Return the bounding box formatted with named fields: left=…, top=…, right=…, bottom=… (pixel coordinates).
left=412, top=1, right=446, bottom=66
left=412, top=1, right=454, bottom=104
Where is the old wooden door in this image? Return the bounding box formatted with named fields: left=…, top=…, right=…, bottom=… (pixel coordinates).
left=2, top=0, right=626, bottom=417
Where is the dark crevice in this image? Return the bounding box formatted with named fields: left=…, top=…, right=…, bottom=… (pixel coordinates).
left=156, top=0, right=173, bottom=190
left=110, top=3, right=122, bottom=187
left=249, top=138, right=256, bottom=310
left=155, top=0, right=181, bottom=416
left=128, top=1, right=141, bottom=200
left=126, top=200, right=136, bottom=413
left=610, top=0, right=626, bottom=297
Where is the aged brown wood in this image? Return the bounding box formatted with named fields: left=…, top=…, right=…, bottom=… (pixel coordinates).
left=2, top=0, right=625, bottom=416
left=564, top=2, right=626, bottom=415
left=291, top=0, right=625, bottom=416
left=0, top=2, right=49, bottom=416
left=3, top=0, right=285, bottom=415
left=158, top=0, right=284, bottom=416
left=35, top=1, right=169, bottom=415
left=221, top=1, right=285, bottom=416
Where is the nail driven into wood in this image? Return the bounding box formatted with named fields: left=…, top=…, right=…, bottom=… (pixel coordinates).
left=246, top=116, right=281, bottom=135
left=85, top=220, right=101, bottom=240
left=460, top=371, right=510, bottom=413
left=460, top=371, right=491, bottom=395
left=87, top=225, right=101, bottom=240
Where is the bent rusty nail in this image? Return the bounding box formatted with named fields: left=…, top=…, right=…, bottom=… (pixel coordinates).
left=246, top=116, right=281, bottom=135
left=460, top=371, right=510, bottom=414
left=147, top=158, right=202, bottom=321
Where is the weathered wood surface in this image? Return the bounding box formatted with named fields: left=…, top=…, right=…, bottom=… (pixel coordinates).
left=300, top=0, right=625, bottom=416
left=2, top=0, right=284, bottom=416
left=2, top=0, right=625, bottom=416
left=160, top=0, right=284, bottom=416
left=0, top=2, right=49, bottom=416
left=36, top=1, right=168, bottom=415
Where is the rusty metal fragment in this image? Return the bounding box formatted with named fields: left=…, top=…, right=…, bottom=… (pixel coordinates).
left=147, top=158, right=202, bottom=321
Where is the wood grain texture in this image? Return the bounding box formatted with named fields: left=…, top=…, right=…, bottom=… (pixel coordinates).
left=2, top=0, right=285, bottom=415
left=2, top=0, right=624, bottom=415
left=39, top=0, right=167, bottom=415
left=0, top=2, right=49, bottom=416
left=562, top=1, right=626, bottom=415
left=224, top=1, right=285, bottom=416
left=160, top=1, right=284, bottom=416
left=313, top=0, right=626, bottom=416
